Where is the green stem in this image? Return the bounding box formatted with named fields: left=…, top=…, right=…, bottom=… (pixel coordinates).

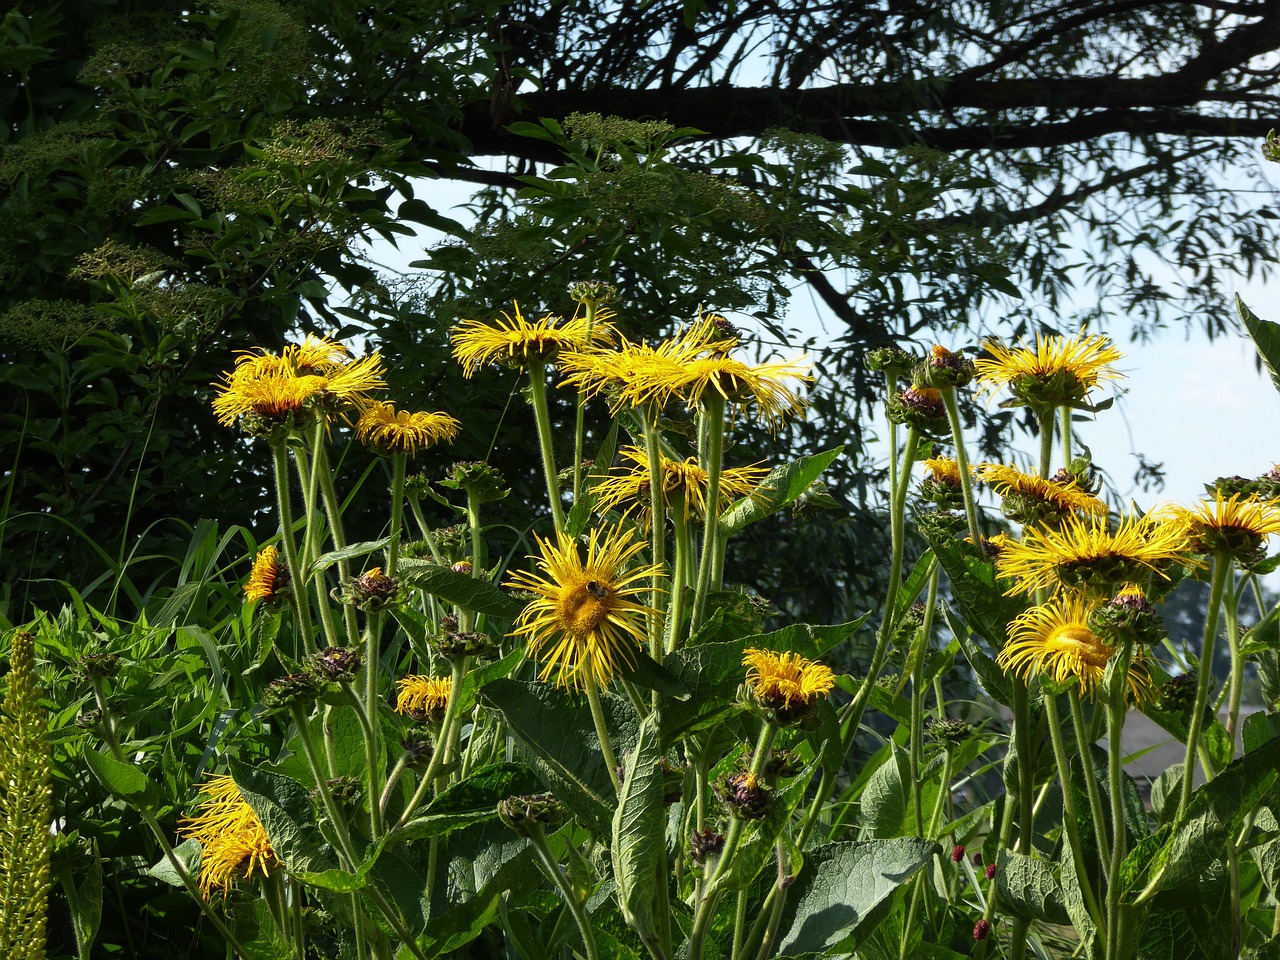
left=1044, top=695, right=1105, bottom=928
left=1105, top=645, right=1133, bottom=960
left=666, top=506, right=691, bottom=653
left=584, top=673, right=622, bottom=793
left=1178, top=553, right=1231, bottom=819
left=393, top=658, right=467, bottom=829
left=386, top=454, right=407, bottom=578
left=642, top=416, right=668, bottom=661
left=689, top=394, right=726, bottom=635
left=362, top=617, right=385, bottom=838
left=271, top=441, right=315, bottom=652
left=313, top=439, right=360, bottom=645
left=1059, top=405, right=1073, bottom=466
left=1223, top=569, right=1244, bottom=753
left=1037, top=405, right=1056, bottom=479
left=526, top=358, right=566, bottom=534
left=940, top=386, right=984, bottom=555
left=526, top=823, right=600, bottom=960
left=572, top=301, right=597, bottom=506
left=1070, top=690, right=1112, bottom=870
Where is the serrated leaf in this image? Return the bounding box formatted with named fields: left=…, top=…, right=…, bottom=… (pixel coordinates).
left=1239, top=295, right=1280, bottom=397
left=83, top=748, right=156, bottom=805
left=390, top=762, right=544, bottom=843
left=773, top=838, right=935, bottom=956
left=399, top=561, right=525, bottom=617
left=476, top=680, right=627, bottom=833
left=308, top=538, right=391, bottom=575
left=618, top=647, right=689, bottom=698
left=611, top=716, right=664, bottom=940
left=147, top=838, right=201, bottom=887
left=229, top=760, right=336, bottom=876
left=925, top=535, right=1028, bottom=658
left=718, top=446, right=844, bottom=536
left=995, top=850, right=1071, bottom=925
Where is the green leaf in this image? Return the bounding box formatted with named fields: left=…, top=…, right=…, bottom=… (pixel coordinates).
left=926, top=534, right=1028, bottom=656
left=229, top=760, right=336, bottom=876
left=995, top=850, right=1071, bottom=925
left=476, top=680, right=627, bottom=833
left=308, top=537, right=391, bottom=575
left=567, top=419, right=620, bottom=537
left=772, top=838, right=936, bottom=956
left=1244, top=712, right=1280, bottom=754
left=1240, top=602, right=1280, bottom=658
left=147, top=838, right=201, bottom=887
left=618, top=646, right=689, bottom=698
left=59, top=836, right=103, bottom=960
left=227, top=899, right=291, bottom=960
left=718, top=446, right=844, bottom=537
left=1238, top=295, right=1280, bottom=397
left=398, top=561, right=525, bottom=617
left=941, top=604, right=1013, bottom=707
left=390, top=762, right=545, bottom=843
left=611, top=716, right=665, bottom=941
left=82, top=748, right=156, bottom=805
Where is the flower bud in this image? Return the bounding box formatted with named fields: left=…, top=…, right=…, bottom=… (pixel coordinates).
left=689, top=828, right=726, bottom=864
left=262, top=672, right=326, bottom=712
left=985, top=862, right=997, bottom=880
left=886, top=386, right=948, bottom=433
left=336, top=567, right=402, bottom=611
left=865, top=346, right=918, bottom=381
left=926, top=717, right=976, bottom=745
left=567, top=280, right=618, bottom=305
left=913, top=345, right=976, bottom=389
left=1088, top=585, right=1165, bottom=647
left=715, top=772, right=772, bottom=820
left=498, top=793, right=566, bottom=834
left=306, top=647, right=362, bottom=683
left=974, top=919, right=991, bottom=941
left=76, top=653, right=121, bottom=680
left=951, top=844, right=965, bottom=863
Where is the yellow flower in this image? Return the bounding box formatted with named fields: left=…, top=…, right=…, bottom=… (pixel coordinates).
left=212, top=334, right=385, bottom=427
left=179, top=775, right=278, bottom=899
left=998, top=595, right=1151, bottom=702
left=978, top=463, right=1107, bottom=519
left=355, top=400, right=461, bottom=456
left=244, top=546, right=289, bottom=603
left=647, top=354, right=812, bottom=431
left=452, top=302, right=613, bottom=376
left=742, top=648, right=836, bottom=709
left=395, top=675, right=453, bottom=720
left=995, top=512, right=1189, bottom=597
left=591, top=446, right=769, bottom=523
left=975, top=330, right=1122, bottom=408
left=922, top=457, right=970, bottom=487
left=505, top=526, right=663, bottom=690
left=1156, top=492, right=1280, bottom=563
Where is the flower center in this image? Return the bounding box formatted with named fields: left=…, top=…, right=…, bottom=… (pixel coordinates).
left=558, top=581, right=611, bottom=636
left=1048, top=624, right=1112, bottom=668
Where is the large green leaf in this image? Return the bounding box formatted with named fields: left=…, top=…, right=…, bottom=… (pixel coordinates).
left=398, top=561, right=526, bottom=618
left=718, top=446, right=843, bottom=537
left=1238, top=295, right=1280, bottom=397
left=611, top=716, right=665, bottom=941
left=229, top=760, right=336, bottom=876
left=390, top=762, right=544, bottom=843
left=82, top=748, right=156, bottom=805
left=309, top=537, right=392, bottom=576
left=771, top=838, right=936, bottom=956
left=477, top=679, right=631, bottom=833
left=926, top=534, right=1028, bottom=654
left=995, top=850, right=1071, bottom=925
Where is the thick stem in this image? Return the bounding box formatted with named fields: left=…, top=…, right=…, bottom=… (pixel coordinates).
left=1069, top=690, right=1112, bottom=870
left=271, top=441, right=315, bottom=651
left=1223, top=570, right=1244, bottom=753
left=1105, top=646, right=1132, bottom=960
left=362, top=617, right=385, bottom=838
left=940, top=386, right=984, bottom=556
left=394, top=658, right=467, bottom=829
left=386, top=454, right=407, bottom=578
left=642, top=416, right=667, bottom=661
left=572, top=301, right=597, bottom=505
left=313, top=439, right=360, bottom=645
left=666, top=507, right=691, bottom=653
left=526, top=823, right=600, bottom=960
left=584, top=673, right=622, bottom=793
left=689, top=394, right=726, bottom=635
left=526, top=358, right=566, bottom=534
left=1178, top=553, right=1231, bottom=820
left=1044, top=695, right=1105, bottom=928
left=1060, top=405, right=1073, bottom=466
left=1036, top=405, right=1056, bottom=479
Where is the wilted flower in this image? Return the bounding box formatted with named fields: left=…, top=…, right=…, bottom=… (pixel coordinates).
left=244, top=546, right=290, bottom=605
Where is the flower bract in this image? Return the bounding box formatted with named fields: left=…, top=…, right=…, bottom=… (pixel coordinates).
left=998, top=594, right=1151, bottom=702
left=505, top=526, right=662, bottom=690
left=178, top=774, right=278, bottom=899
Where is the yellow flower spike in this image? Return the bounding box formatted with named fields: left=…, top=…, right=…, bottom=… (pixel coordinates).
left=998, top=594, right=1152, bottom=703
left=505, top=526, right=663, bottom=690
left=742, top=648, right=836, bottom=711
left=975, top=329, right=1123, bottom=408
left=355, top=400, right=461, bottom=457
left=995, top=512, right=1190, bottom=597
left=178, top=774, right=278, bottom=900
left=244, top=546, right=290, bottom=603
left=1155, top=491, right=1280, bottom=565
left=591, top=446, right=768, bottom=524
left=394, top=675, right=453, bottom=721
left=451, top=302, right=614, bottom=377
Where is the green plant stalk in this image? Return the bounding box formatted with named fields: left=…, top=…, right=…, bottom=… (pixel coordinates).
left=1060, top=405, right=1073, bottom=466
left=689, top=394, right=726, bottom=635
left=837, top=428, right=921, bottom=747
left=525, top=822, right=600, bottom=960
left=312, top=438, right=361, bottom=645
left=747, top=842, right=789, bottom=960
left=941, top=386, right=984, bottom=555
left=1105, top=645, right=1133, bottom=960
left=642, top=416, right=667, bottom=660
left=406, top=495, right=444, bottom=561
left=1178, top=552, right=1231, bottom=820
left=1222, top=570, right=1244, bottom=751
left=361, top=616, right=386, bottom=838
left=572, top=301, right=597, bottom=505
left=393, top=657, right=467, bottom=828
left=666, top=507, right=691, bottom=653
left=732, top=889, right=750, bottom=960
left=1069, top=690, right=1112, bottom=870
left=1044, top=695, right=1105, bottom=928
left=926, top=748, right=955, bottom=837
left=271, top=440, right=315, bottom=652
left=526, top=358, right=566, bottom=534
left=1037, top=405, right=1056, bottom=478
left=263, top=870, right=292, bottom=956
left=884, top=371, right=899, bottom=517
left=386, top=453, right=407, bottom=578
left=584, top=673, right=622, bottom=793
left=289, top=703, right=360, bottom=868
left=460, top=484, right=488, bottom=632
left=908, top=566, right=940, bottom=838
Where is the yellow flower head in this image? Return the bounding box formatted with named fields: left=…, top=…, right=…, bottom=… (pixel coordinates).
left=995, top=512, right=1190, bottom=597
left=452, top=302, right=614, bottom=376
left=212, top=334, right=385, bottom=428
left=355, top=400, right=461, bottom=457
left=922, top=457, right=969, bottom=487
left=1155, top=492, right=1280, bottom=564
left=975, top=330, right=1122, bottom=408
left=743, top=648, right=836, bottom=711
left=978, top=463, right=1108, bottom=523
left=505, top=526, right=663, bottom=690
left=395, top=675, right=453, bottom=721
left=179, top=774, right=278, bottom=899
left=998, top=594, right=1151, bottom=702
left=591, top=446, right=769, bottom=524
left=244, top=546, right=289, bottom=603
